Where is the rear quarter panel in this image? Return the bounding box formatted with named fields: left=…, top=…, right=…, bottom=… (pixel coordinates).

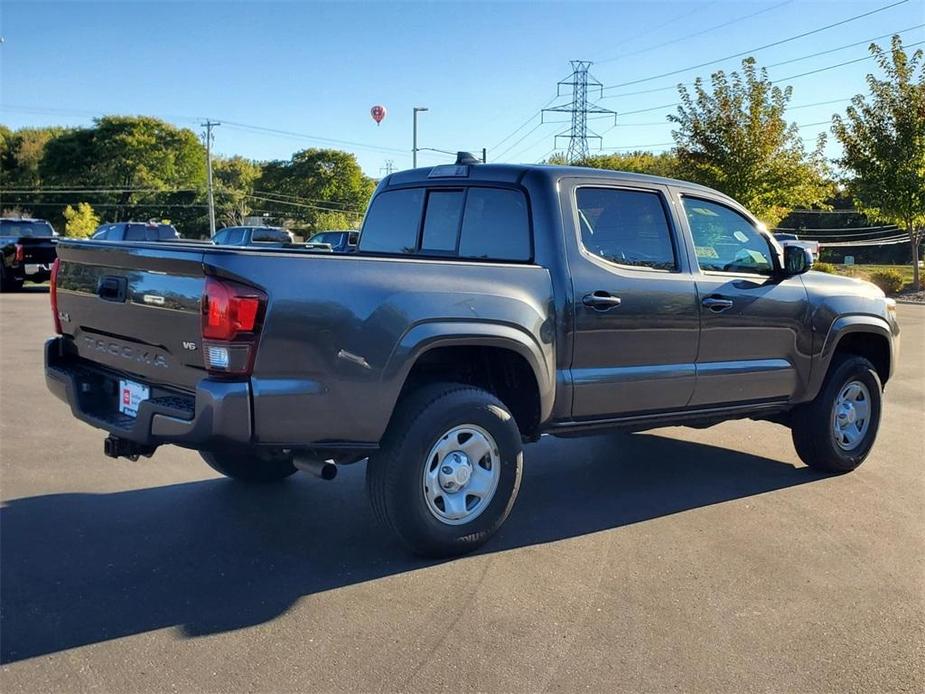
left=206, top=251, right=556, bottom=445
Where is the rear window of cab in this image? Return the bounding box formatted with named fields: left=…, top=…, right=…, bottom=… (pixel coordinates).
left=358, top=187, right=531, bottom=261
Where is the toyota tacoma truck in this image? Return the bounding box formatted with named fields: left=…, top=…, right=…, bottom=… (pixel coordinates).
left=45, top=162, right=900, bottom=557
left=1, top=217, right=58, bottom=291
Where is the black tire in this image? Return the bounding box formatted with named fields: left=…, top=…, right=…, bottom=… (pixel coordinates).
left=366, top=383, right=524, bottom=558
left=200, top=449, right=297, bottom=483
left=791, top=354, right=882, bottom=473
left=0, top=266, right=20, bottom=292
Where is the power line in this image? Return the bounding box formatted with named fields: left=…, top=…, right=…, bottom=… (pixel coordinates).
left=592, top=39, right=924, bottom=124
left=598, top=1, right=718, bottom=62
left=597, top=0, right=793, bottom=65
left=250, top=189, right=359, bottom=209
left=221, top=121, right=408, bottom=156
left=493, top=121, right=548, bottom=161
left=244, top=194, right=365, bottom=216
left=488, top=95, right=559, bottom=154
left=602, top=25, right=924, bottom=99
left=599, top=0, right=911, bottom=92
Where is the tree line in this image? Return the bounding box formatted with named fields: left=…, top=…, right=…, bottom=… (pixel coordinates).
left=0, top=118, right=376, bottom=239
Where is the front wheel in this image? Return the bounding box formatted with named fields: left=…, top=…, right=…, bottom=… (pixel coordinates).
left=200, top=449, right=297, bottom=483
left=791, top=354, right=883, bottom=473
left=366, top=383, right=524, bottom=557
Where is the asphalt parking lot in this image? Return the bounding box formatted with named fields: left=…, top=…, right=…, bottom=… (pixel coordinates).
left=1, top=288, right=922, bottom=693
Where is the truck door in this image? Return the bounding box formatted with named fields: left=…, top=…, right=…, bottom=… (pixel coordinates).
left=564, top=181, right=700, bottom=418
left=677, top=194, right=811, bottom=406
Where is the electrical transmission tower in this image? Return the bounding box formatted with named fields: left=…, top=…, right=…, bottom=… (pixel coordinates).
left=542, top=61, right=616, bottom=163
left=380, top=159, right=395, bottom=177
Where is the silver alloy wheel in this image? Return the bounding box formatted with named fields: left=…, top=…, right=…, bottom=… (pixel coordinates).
left=831, top=380, right=872, bottom=451
left=422, top=424, right=501, bottom=526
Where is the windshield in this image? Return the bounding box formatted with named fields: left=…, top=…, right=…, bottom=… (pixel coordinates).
left=0, top=220, right=55, bottom=237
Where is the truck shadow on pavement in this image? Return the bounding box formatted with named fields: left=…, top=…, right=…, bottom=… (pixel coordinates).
left=0, top=431, right=827, bottom=663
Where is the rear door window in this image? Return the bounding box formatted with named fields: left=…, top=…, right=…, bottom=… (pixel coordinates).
left=358, top=188, right=425, bottom=254
left=576, top=187, right=677, bottom=271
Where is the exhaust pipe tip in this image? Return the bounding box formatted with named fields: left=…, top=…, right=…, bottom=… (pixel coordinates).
left=293, top=455, right=337, bottom=480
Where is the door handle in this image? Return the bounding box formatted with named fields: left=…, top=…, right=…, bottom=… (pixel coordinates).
left=582, top=291, right=622, bottom=310
left=702, top=296, right=734, bottom=312
left=97, top=276, right=127, bottom=303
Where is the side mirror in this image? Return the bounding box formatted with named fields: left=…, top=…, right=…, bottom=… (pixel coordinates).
left=782, top=244, right=813, bottom=276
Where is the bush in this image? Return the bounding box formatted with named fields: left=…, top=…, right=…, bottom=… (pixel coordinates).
left=870, top=269, right=905, bottom=295
left=812, top=261, right=837, bottom=274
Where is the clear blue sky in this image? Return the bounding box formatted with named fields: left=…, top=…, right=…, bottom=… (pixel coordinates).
left=1, top=0, right=923, bottom=176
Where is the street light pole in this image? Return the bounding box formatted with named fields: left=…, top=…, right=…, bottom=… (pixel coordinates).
left=412, top=106, right=428, bottom=168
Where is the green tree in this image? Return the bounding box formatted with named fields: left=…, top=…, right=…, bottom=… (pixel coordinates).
left=213, top=155, right=262, bottom=227
left=669, top=58, right=832, bottom=227
left=573, top=150, right=681, bottom=178
left=832, top=36, right=925, bottom=290
left=40, top=116, right=208, bottom=235
left=255, top=148, right=374, bottom=232
left=0, top=126, right=65, bottom=188
left=62, top=202, right=100, bottom=238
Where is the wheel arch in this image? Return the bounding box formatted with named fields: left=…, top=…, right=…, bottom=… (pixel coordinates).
left=382, top=321, right=555, bottom=440
left=810, top=315, right=895, bottom=398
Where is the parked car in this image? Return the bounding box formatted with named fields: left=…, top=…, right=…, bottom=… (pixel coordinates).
left=91, top=222, right=180, bottom=242
left=45, top=162, right=899, bottom=557
left=212, top=226, right=294, bottom=246
left=307, top=230, right=358, bottom=253
left=0, top=217, right=58, bottom=291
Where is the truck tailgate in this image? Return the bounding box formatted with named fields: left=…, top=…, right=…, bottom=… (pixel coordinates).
left=19, top=237, right=57, bottom=266
left=55, top=241, right=208, bottom=391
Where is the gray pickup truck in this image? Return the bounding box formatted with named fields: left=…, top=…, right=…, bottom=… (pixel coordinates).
left=45, top=163, right=900, bottom=556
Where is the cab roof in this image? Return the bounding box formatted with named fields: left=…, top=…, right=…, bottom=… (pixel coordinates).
left=384, top=163, right=723, bottom=198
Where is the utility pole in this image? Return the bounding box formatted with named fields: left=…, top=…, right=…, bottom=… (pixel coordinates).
left=201, top=120, right=220, bottom=236
left=380, top=159, right=395, bottom=177
left=412, top=107, right=428, bottom=168
left=542, top=61, right=616, bottom=163
left=481, top=148, right=487, bottom=163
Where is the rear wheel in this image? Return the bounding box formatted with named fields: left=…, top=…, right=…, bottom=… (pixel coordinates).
left=200, top=449, right=297, bottom=483
left=366, top=383, right=523, bottom=557
left=791, top=354, right=882, bottom=473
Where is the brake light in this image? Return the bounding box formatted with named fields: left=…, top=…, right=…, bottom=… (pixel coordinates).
left=14, top=244, right=24, bottom=263
left=50, top=258, right=62, bottom=334
left=201, top=276, right=266, bottom=375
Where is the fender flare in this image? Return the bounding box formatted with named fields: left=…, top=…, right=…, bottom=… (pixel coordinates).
left=807, top=314, right=894, bottom=399
left=381, top=320, right=556, bottom=425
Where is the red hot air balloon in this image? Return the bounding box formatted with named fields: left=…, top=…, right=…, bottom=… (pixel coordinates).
left=370, top=105, right=387, bottom=126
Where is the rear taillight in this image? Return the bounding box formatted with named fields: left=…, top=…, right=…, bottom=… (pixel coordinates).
left=14, top=244, right=24, bottom=264
left=201, top=276, right=267, bottom=376
left=50, top=258, right=62, bottom=334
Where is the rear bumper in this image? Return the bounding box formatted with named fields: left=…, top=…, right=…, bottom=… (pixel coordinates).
left=45, top=337, right=251, bottom=449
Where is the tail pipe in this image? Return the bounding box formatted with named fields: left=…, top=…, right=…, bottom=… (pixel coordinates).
left=293, top=454, right=337, bottom=480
